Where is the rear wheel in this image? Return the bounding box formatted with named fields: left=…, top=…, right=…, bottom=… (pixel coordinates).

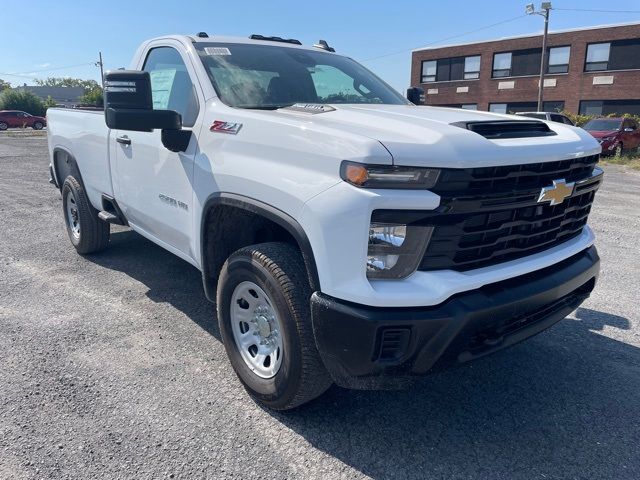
left=33, top=122, right=43, bottom=130
left=217, top=242, right=332, bottom=410
left=61, top=176, right=110, bottom=254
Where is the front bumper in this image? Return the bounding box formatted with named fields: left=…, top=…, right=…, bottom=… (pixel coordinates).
left=311, top=246, right=599, bottom=389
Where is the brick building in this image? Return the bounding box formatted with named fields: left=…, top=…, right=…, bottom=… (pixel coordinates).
left=410, top=21, right=640, bottom=115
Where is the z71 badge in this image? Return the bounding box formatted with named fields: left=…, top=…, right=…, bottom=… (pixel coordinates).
left=210, top=120, right=242, bottom=134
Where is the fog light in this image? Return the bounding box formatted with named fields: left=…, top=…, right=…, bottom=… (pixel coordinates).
left=366, top=222, right=433, bottom=279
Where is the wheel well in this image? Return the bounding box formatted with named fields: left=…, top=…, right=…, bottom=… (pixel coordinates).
left=53, top=148, right=83, bottom=190
left=201, top=201, right=319, bottom=301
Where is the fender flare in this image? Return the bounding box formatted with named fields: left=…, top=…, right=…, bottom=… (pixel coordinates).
left=52, top=146, right=84, bottom=189
left=200, top=192, right=320, bottom=301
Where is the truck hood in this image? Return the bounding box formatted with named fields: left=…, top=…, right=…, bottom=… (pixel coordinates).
left=276, top=104, right=601, bottom=168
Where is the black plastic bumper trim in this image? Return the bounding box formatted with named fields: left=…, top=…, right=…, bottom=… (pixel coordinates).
left=310, top=246, right=600, bottom=389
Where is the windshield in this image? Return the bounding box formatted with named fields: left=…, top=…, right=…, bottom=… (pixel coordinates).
left=195, top=42, right=407, bottom=109
left=583, top=119, right=622, bottom=131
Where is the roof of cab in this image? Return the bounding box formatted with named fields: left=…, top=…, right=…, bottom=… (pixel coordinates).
left=143, top=34, right=334, bottom=53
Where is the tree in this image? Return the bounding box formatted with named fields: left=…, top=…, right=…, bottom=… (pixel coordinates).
left=43, top=95, right=58, bottom=109
left=0, top=79, right=11, bottom=92
left=79, top=88, right=103, bottom=107
left=0, top=89, right=45, bottom=116
left=35, top=77, right=100, bottom=94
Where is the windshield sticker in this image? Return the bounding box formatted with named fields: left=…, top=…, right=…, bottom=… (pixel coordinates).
left=205, top=47, right=231, bottom=56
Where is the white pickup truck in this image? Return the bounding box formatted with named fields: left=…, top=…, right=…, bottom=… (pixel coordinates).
left=47, top=33, right=603, bottom=410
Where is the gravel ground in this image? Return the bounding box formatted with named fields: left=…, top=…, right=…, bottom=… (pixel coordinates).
left=1, top=136, right=639, bottom=480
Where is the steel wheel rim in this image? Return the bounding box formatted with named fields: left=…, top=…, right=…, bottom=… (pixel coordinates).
left=65, top=190, right=81, bottom=239
left=230, top=281, right=284, bottom=379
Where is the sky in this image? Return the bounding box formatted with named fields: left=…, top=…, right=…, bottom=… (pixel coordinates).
left=2, top=0, right=640, bottom=93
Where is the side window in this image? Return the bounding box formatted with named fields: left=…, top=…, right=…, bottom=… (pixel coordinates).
left=143, top=47, right=199, bottom=127
left=550, top=114, right=564, bottom=123
left=563, top=116, right=574, bottom=126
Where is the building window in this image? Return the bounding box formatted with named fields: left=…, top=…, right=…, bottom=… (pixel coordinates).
left=493, top=47, right=569, bottom=78
left=585, top=39, right=640, bottom=72
left=464, top=56, right=481, bottom=79
left=548, top=46, right=570, bottom=74
left=461, top=104, right=478, bottom=110
left=492, top=53, right=512, bottom=77
left=488, top=101, right=561, bottom=114
left=579, top=99, right=640, bottom=116
left=421, top=55, right=481, bottom=82
left=585, top=43, right=611, bottom=71
left=543, top=100, right=565, bottom=112
left=421, top=60, right=437, bottom=82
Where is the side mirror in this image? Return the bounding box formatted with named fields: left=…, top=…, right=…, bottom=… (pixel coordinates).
left=104, top=70, right=191, bottom=152
left=406, top=87, right=425, bottom=106
left=104, top=70, right=181, bottom=132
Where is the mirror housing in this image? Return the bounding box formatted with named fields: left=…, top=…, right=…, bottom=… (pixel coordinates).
left=104, top=70, right=182, bottom=133
left=406, top=87, right=425, bottom=106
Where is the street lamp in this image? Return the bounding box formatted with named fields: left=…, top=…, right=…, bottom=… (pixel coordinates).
left=526, top=2, right=552, bottom=111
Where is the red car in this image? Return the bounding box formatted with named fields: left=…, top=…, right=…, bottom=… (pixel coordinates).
left=582, top=117, right=640, bottom=155
left=0, top=110, right=47, bottom=130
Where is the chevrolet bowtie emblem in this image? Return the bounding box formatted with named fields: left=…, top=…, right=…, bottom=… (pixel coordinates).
left=538, top=179, right=575, bottom=206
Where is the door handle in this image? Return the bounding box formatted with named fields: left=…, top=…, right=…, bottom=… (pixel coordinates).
left=116, top=135, right=131, bottom=146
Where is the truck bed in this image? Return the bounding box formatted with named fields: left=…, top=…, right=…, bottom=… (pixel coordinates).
left=47, top=108, right=114, bottom=210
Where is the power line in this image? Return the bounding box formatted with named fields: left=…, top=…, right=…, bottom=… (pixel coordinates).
left=554, top=8, right=640, bottom=14
left=361, top=14, right=527, bottom=62
left=0, top=62, right=95, bottom=80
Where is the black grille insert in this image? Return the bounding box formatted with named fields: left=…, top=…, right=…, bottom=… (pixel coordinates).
left=376, top=328, right=411, bottom=361
left=410, top=155, right=601, bottom=272
left=465, top=278, right=596, bottom=357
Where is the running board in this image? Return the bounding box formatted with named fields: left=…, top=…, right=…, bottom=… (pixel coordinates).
left=98, top=210, right=125, bottom=225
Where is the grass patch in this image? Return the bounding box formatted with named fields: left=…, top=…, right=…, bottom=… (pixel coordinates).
left=600, top=151, right=640, bottom=171
left=0, top=129, right=47, bottom=138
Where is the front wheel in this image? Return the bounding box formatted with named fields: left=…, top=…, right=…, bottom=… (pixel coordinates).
left=33, top=122, right=44, bottom=130
left=0, top=122, right=8, bottom=131
left=217, top=242, right=332, bottom=410
left=61, top=176, right=110, bottom=254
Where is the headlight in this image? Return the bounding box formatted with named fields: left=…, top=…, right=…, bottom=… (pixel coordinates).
left=367, top=222, right=433, bottom=279
left=600, top=136, right=615, bottom=143
left=341, top=161, right=440, bottom=189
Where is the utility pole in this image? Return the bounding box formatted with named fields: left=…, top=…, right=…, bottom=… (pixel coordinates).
left=526, top=2, right=552, bottom=111
left=95, top=52, right=104, bottom=88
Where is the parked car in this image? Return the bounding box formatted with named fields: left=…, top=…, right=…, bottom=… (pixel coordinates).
left=47, top=33, right=602, bottom=410
left=0, top=110, right=47, bottom=130
left=582, top=117, right=640, bottom=155
left=515, top=111, right=575, bottom=125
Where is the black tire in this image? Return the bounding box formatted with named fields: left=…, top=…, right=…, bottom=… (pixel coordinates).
left=61, top=176, right=110, bottom=254
left=615, top=142, right=624, bottom=156
left=0, top=122, right=7, bottom=131
left=33, top=122, right=44, bottom=130
left=217, top=242, right=332, bottom=410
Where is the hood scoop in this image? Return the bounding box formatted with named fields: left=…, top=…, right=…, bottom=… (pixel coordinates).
left=451, top=120, right=557, bottom=139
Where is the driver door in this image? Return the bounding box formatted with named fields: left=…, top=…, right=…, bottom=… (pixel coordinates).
left=113, top=45, right=201, bottom=260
